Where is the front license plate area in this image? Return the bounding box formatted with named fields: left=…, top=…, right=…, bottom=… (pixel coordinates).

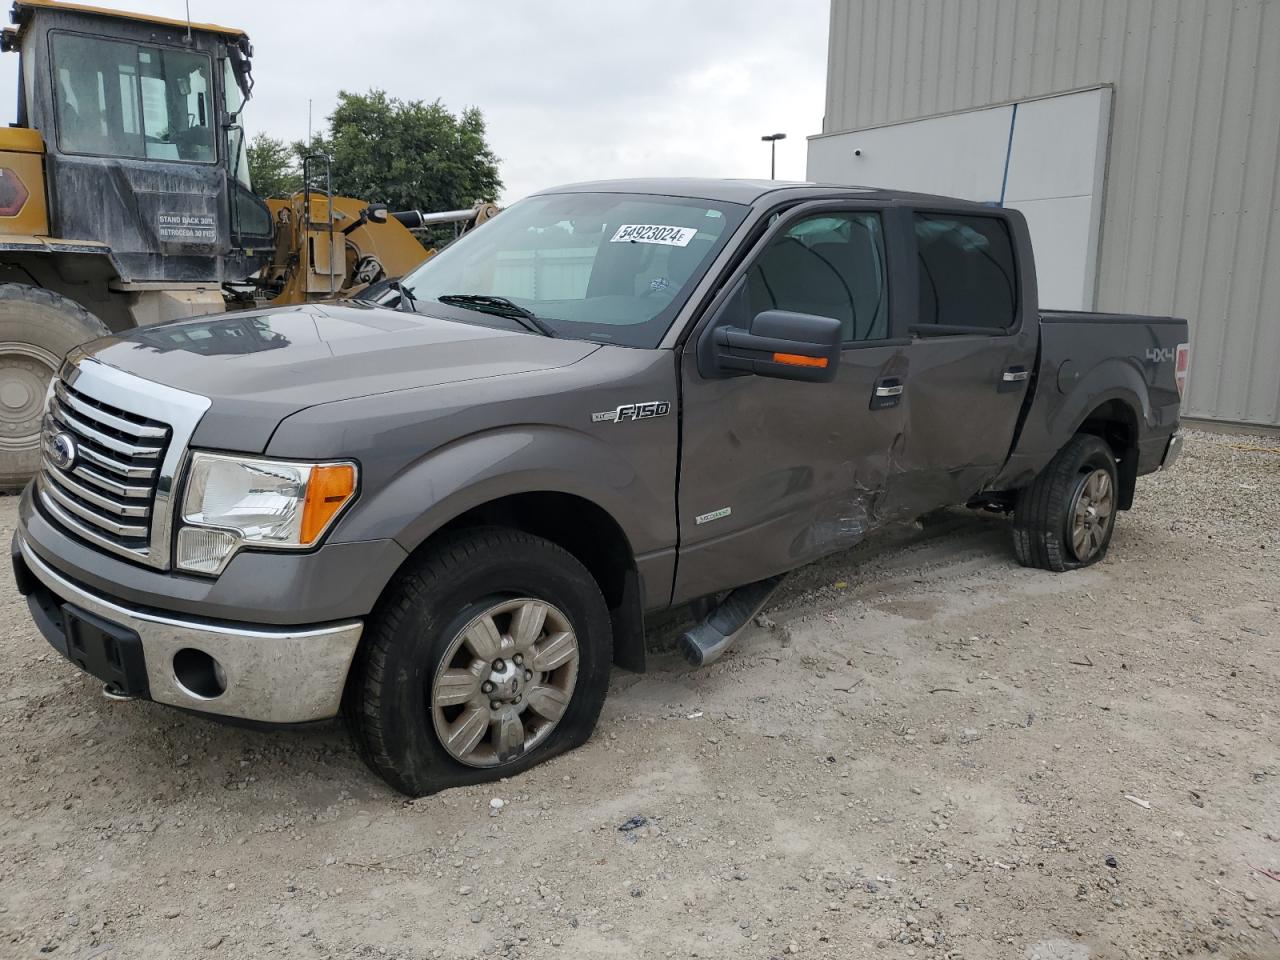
left=61, top=603, right=150, bottom=698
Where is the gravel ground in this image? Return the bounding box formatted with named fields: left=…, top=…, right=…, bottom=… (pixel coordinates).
left=1, top=430, right=1277, bottom=960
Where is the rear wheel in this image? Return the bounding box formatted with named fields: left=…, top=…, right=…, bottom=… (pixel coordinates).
left=0, top=284, right=109, bottom=489
left=1012, top=434, right=1119, bottom=572
left=345, top=527, right=612, bottom=796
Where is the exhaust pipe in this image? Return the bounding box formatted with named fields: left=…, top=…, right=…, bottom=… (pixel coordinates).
left=678, top=575, right=784, bottom=667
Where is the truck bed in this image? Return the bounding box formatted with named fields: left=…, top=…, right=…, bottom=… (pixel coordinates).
left=992, top=310, right=1189, bottom=492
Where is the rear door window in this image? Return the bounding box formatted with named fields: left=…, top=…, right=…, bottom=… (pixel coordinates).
left=913, top=213, right=1017, bottom=331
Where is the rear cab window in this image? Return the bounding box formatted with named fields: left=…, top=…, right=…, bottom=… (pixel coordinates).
left=913, top=213, right=1018, bottom=333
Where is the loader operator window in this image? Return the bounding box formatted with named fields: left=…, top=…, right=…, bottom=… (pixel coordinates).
left=399, top=192, right=748, bottom=348
left=51, top=32, right=215, bottom=163
left=222, top=58, right=252, bottom=189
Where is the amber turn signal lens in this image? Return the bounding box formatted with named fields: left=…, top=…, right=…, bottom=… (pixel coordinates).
left=300, top=464, right=356, bottom=544
left=772, top=352, right=828, bottom=369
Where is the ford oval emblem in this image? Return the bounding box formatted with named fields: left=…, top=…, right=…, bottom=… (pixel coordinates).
left=48, top=431, right=77, bottom=471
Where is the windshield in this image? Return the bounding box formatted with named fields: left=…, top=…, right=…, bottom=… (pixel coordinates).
left=51, top=32, right=215, bottom=163
left=399, top=192, right=747, bottom=348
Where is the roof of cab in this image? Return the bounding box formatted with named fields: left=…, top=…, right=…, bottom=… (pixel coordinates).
left=9, top=0, right=246, bottom=38
left=537, top=177, right=996, bottom=210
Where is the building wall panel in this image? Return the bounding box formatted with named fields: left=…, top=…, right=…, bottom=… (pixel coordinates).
left=821, top=0, right=1280, bottom=426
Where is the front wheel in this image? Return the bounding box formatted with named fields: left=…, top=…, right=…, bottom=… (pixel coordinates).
left=345, top=528, right=612, bottom=796
left=1012, top=434, right=1119, bottom=572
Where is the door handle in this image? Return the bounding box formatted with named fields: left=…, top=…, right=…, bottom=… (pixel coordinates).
left=870, top=377, right=903, bottom=410
left=999, top=366, right=1029, bottom=392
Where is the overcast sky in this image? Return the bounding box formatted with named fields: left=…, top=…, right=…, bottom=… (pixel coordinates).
left=0, top=0, right=829, bottom=204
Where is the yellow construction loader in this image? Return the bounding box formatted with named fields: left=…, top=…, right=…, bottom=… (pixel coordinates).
left=0, top=0, right=497, bottom=485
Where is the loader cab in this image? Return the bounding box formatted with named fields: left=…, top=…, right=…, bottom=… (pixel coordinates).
left=2, top=0, right=273, bottom=285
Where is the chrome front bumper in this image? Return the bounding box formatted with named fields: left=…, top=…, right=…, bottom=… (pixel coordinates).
left=18, top=536, right=363, bottom=724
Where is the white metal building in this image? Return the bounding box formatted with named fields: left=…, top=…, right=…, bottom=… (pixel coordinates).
left=809, top=0, right=1280, bottom=429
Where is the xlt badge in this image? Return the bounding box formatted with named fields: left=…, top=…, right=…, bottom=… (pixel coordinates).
left=592, top=401, right=671, bottom=424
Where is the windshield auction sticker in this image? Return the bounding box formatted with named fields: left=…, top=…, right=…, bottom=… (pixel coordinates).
left=610, top=224, right=697, bottom=246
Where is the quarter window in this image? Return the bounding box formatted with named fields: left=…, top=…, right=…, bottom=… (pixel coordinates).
left=914, top=213, right=1017, bottom=330
left=51, top=32, right=215, bottom=163
left=746, top=212, right=889, bottom=343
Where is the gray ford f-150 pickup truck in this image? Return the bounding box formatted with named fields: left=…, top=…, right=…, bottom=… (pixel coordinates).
left=12, top=179, right=1189, bottom=795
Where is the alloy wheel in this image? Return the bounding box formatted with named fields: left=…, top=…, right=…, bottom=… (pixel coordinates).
left=1068, top=468, right=1114, bottom=562
left=430, top=597, right=580, bottom=767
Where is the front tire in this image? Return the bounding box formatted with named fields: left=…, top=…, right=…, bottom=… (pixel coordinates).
left=345, top=528, right=612, bottom=796
left=1012, top=434, right=1119, bottom=572
left=0, top=284, right=110, bottom=489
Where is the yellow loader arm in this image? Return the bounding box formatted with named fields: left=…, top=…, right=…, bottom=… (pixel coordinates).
left=262, top=195, right=499, bottom=306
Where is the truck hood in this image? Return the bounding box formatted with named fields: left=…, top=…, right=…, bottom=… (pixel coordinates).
left=77, top=301, right=601, bottom=452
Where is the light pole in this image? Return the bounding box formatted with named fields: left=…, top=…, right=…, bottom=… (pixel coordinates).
left=761, top=132, right=786, bottom=179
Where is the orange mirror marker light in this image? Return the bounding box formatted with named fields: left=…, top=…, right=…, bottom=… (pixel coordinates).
left=772, top=352, right=828, bottom=369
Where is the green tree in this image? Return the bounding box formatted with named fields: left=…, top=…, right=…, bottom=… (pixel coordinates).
left=300, top=90, right=502, bottom=213
left=246, top=133, right=300, bottom=198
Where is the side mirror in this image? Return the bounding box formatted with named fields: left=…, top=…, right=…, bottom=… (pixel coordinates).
left=709, top=310, right=841, bottom=382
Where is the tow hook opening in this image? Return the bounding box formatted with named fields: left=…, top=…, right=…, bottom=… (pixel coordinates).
left=173, top=648, right=228, bottom=700
left=101, top=682, right=135, bottom=702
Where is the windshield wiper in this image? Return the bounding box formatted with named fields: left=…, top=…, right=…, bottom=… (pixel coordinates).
left=437, top=294, right=557, bottom=338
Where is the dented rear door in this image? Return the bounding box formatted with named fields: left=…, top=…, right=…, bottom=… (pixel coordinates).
left=892, top=208, right=1040, bottom=512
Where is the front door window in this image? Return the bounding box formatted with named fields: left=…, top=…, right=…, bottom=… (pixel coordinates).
left=744, top=212, right=890, bottom=343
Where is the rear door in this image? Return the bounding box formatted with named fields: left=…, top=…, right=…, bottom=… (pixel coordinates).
left=673, top=202, right=912, bottom=604
left=893, top=208, right=1038, bottom=512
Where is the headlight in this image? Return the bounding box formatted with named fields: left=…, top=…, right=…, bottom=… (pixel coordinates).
left=176, top=453, right=357, bottom=574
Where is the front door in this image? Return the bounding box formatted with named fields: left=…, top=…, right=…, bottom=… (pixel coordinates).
left=673, top=205, right=911, bottom=604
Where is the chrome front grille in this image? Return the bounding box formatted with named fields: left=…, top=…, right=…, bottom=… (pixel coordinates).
left=41, top=380, right=171, bottom=551
left=35, top=353, right=212, bottom=570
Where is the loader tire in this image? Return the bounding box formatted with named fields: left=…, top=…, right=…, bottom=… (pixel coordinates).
left=0, top=284, right=109, bottom=490
left=1012, top=434, right=1119, bottom=572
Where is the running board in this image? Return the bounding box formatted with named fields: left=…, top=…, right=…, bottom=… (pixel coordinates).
left=678, top=575, right=784, bottom=667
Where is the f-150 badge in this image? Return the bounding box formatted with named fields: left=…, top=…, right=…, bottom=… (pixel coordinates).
left=592, top=401, right=671, bottom=424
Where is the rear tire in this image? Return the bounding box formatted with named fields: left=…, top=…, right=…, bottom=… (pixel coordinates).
left=1012, top=434, right=1119, bottom=572
left=0, top=284, right=110, bottom=489
left=344, top=527, right=613, bottom=796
